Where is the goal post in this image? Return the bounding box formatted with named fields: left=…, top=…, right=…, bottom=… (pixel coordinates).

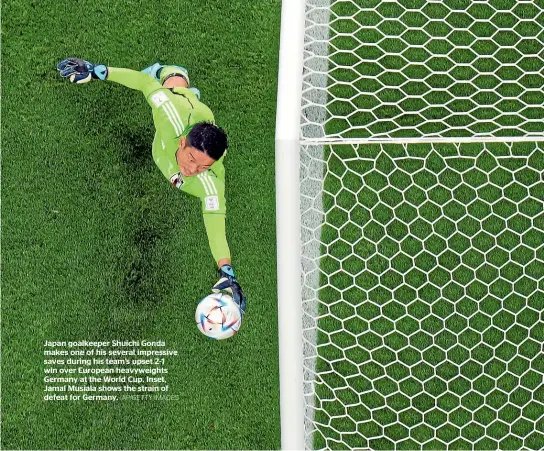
left=276, top=0, right=544, bottom=450
left=275, top=0, right=306, bottom=449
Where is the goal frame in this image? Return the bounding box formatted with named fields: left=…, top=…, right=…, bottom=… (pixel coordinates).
left=275, top=0, right=306, bottom=449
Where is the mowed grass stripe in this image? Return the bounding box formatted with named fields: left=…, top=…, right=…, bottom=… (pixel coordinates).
left=2, top=0, right=281, bottom=449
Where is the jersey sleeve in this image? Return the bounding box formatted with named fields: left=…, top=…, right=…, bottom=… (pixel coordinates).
left=203, top=215, right=230, bottom=263
left=106, top=67, right=186, bottom=141
left=106, top=67, right=162, bottom=97
left=181, top=171, right=230, bottom=262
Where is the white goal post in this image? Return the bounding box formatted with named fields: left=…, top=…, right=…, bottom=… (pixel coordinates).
left=275, top=0, right=306, bottom=449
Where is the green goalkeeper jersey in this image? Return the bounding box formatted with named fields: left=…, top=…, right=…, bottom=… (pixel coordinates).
left=106, top=67, right=229, bottom=263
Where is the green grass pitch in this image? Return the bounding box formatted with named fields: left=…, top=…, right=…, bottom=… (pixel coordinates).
left=2, top=0, right=281, bottom=449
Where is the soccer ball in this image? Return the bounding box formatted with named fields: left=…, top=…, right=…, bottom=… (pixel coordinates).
left=195, top=293, right=243, bottom=340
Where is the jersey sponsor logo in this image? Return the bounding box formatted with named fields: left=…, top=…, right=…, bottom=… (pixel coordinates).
left=169, top=172, right=184, bottom=189
left=151, top=91, right=169, bottom=107
left=205, top=196, right=219, bottom=211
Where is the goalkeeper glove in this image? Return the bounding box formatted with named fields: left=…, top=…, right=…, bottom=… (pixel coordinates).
left=57, top=58, right=108, bottom=84
left=212, top=265, right=247, bottom=312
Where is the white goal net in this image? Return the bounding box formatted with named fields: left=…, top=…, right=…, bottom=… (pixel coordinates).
left=295, top=0, right=544, bottom=450
left=303, top=0, right=544, bottom=141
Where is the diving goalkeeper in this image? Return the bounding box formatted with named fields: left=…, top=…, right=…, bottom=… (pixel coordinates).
left=57, top=58, right=246, bottom=311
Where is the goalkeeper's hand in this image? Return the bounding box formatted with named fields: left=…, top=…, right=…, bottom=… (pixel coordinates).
left=57, top=58, right=108, bottom=84
left=212, top=265, right=247, bottom=312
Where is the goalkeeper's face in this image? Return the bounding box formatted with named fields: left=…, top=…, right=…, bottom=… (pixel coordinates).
left=177, top=138, right=216, bottom=177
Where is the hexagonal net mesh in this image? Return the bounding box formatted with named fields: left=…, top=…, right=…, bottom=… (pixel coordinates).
left=302, top=0, right=544, bottom=140
left=301, top=142, right=544, bottom=449
left=296, top=0, right=544, bottom=449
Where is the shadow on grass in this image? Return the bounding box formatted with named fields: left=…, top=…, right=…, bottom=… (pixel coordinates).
left=119, top=125, right=155, bottom=171
left=116, top=126, right=173, bottom=307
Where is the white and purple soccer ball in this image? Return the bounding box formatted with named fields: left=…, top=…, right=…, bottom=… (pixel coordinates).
left=195, top=293, right=243, bottom=340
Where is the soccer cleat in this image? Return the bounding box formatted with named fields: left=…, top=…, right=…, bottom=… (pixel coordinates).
left=189, top=87, right=201, bottom=100
left=141, top=62, right=164, bottom=80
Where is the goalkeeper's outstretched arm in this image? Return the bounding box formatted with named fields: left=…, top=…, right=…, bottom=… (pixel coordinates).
left=203, top=213, right=231, bottom=267
left=106, top=67, right=162, bottom=97
left=57, top=59, right=160, bottom=94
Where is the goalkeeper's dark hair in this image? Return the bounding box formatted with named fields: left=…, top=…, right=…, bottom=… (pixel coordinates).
left=186, top=122, right=228, bottom=161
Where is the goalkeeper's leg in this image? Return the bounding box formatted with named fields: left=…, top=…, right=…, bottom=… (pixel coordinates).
left=141, top=63, right=201, bottom=99
left=163, top=76, right=188, bottom=89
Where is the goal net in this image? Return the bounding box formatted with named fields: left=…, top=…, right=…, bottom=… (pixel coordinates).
left=301, top=141, right=543, bottom=450
left=292, top=0, right=544, bottom=449
left=302, top=0, right=544, bottom=141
